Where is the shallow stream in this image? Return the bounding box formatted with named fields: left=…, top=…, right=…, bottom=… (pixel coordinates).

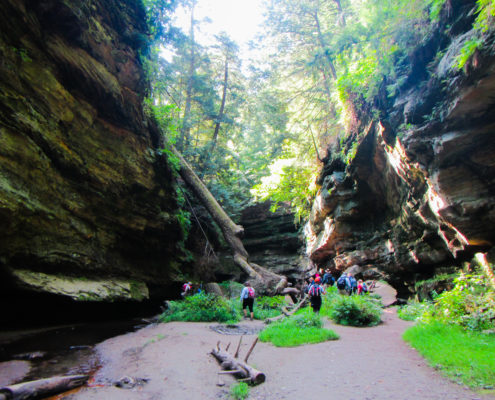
left=0, top=318, right=147, bottom=386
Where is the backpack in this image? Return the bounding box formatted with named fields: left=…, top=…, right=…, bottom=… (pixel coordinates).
left=362, top=282, right=368, bottom=293
left=336, top=276, right=346, bottom=289
left=247, top=287, right=255, bottom=299
left=348, top=276, right=357, bottom=288
left=309, top=284, right=321, bottom=297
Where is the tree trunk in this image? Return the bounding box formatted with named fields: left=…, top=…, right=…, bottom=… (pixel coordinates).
left=177, top=6, right=196, bottom=151
left=211, top=58, right=228, bottom=152
left=170, top=146, right=287, bottom=294
left=0, top=375, right=88, bottom=400
left=211, top=338, right=265, bottom=385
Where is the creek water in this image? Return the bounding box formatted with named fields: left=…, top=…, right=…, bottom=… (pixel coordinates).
left=0, top=318, right=147, bottom=385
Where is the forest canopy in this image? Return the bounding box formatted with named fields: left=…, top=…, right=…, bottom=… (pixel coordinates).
left=142, top=0, right=495, bottom=222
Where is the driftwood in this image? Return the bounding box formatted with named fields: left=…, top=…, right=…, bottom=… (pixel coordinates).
left=0, top=375, right=89, bottom=400
left=265, top=294, right=309, bottom=324
left=210, top=337, right=265, bottom=385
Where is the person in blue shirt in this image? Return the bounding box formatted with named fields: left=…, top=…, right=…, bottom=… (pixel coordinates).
left=240, top=282, right=255, bottom=320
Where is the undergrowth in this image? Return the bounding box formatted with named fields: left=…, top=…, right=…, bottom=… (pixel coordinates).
left=259, top=310, right=339, bottom=347
left=159, top=293, right=242, bottom=323
left=254, top=295, right=287, bottom=320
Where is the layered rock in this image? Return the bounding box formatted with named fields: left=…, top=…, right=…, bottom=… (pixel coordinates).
left=0, top=0, right=184, bottom=314
left=305, top=0, right=495, bottom=293
left=204, top=202, right=304, bottom=283
left=240, top=202, right=303, bottom=281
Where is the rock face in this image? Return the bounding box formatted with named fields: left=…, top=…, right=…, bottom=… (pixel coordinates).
left=305, top=0, right=495, bottom=294
left=208, top=202, right=304, bottom=283
left=240, top=202, right=304, bottom=281
left=0, top=0, right=184, bottom=317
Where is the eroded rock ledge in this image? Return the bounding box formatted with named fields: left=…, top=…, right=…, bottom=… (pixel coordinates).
left=0, top=0, right=184, bottom=317
left=305, top=0, right=495, bottom=293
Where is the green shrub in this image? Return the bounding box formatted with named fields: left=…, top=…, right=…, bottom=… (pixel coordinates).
left=426, top=270, right=495, bottom=331
left=259, top=312, right=339, bottom=347
left=404, top=321, right=495, bottom=388
left=159, top=293, right=242, bottom=323
left=253, top=295, right=287, bottom=320
left=397, top=301, right=433, bottom=321
left=230, top=382, right=250, bottom=400
left=329, top=295, right=382, bottom=326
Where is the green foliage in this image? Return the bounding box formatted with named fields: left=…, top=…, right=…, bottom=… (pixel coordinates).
left=456, top=38, right=483, bottom=69
left=428, top=0, right=447, bottom=22
left=328, top=295, right=383, bottom=327
left=425, top=270, right=495, bottom=331
left=403, top=322, right=495, bottom=388
left=230, top=382, right=250, bottom=400
left=251, top=159, right=318, bottom=223
left=456, top=0, right=495, bottom=70
left=159, top=293, right=242, bottom=323
left=259, top=312, right=339, bottom=347
left=397, top=301, right=433, bottom=321
left=254, top=295, right=288, bottom=320
left=474, top=0, right=495, bottom=33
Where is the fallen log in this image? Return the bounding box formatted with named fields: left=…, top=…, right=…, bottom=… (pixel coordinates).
left=210, top=337, right=265, bottom=385
left=265, top=294, right=309, bottom=324
left=0, top=374, right=89, bottom=400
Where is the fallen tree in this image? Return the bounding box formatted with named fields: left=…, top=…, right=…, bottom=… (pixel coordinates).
left=0, top=375, right=88, bottom=400
left=210, top=337, right=265, bottom=385
left=265, top=294, right=309, bottom=324
left=170, top=146, right=287, bottom=294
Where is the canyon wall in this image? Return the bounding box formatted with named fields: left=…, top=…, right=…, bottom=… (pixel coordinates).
left=0, top=0, right=185, bottom=315
left=305, top=0, right=495, bottom=293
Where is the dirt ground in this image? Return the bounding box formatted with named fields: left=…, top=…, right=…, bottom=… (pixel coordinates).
left=62, top=308, right=495, bottom=400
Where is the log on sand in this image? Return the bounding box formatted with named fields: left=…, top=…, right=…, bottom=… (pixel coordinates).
left=210, top=337, right=265, bottom=385
left=0, top=375, right=89, bottom=400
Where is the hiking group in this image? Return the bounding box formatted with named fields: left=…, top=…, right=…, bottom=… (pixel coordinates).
left=305, top=269, right=371, bottom=313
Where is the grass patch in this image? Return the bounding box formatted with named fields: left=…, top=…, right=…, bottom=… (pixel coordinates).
left=159, top=293, right=242, bottom=323
left=403, top=322, right=495, bottom=388
left=259, top=311, right=339, bottom=347
left=230, top=382, right=250, bottom=400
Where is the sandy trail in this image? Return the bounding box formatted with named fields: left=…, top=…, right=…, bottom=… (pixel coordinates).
left=63, top=308, right=495, bottom=400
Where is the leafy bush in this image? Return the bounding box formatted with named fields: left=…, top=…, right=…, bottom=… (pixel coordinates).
left=259, top=312, right=339, bottom=347
left=397, top=301, right=433, bottom=321
left=253, top=295, right=287, bottom=320
left=329, top=295, right=382, bottom=327
left=425, top=270, right=495, bottom=331
left=159, top=293, right=242, bottom=323
left=230, top=382, right=250, bottom=400
left=404, top=322, right=495, bottom=388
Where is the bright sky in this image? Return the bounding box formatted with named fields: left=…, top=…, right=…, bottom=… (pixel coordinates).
left=170, top=0, right=266, bottom=57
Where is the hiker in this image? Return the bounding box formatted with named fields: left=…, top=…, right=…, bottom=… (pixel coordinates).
left=322, top=269, right=335, bottom=287
left=357, top=279, right=368, bottom=295
left=240, top=281, right=255, bottom=320
left=336, top=273, right=348, bottom=295
left=348, top=274, right=358, bottom=295
left=181, top=282, right=192, bottom=297
left=309, top=277, right=325, bottom=313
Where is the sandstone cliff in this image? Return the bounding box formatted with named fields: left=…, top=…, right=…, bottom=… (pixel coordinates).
left=0, top=0, right=184, bottom=316
left=305, top=0, right=495, bottom=294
